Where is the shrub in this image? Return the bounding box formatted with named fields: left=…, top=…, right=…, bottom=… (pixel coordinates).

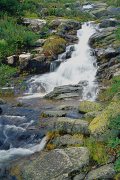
left=0, top=17, right=38, bottom=62
left=0, top=0, right=21, bottom=15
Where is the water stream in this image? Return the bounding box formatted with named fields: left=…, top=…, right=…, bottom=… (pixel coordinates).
left=23, top=22, right=98, bottom=101
left=0, top=22, right=99, bottom=168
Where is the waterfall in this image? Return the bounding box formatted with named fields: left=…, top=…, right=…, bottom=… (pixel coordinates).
left=22, top=22, right=98, bottom=101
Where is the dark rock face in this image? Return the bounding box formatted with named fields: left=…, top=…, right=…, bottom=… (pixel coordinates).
left=89, top=30, right=114, bottom=47
left=107, top=7, right=120, bottom=16
left=89, top=26, right=120, bottom=82
left=0, top=107, right=2, bottom=115
left=99, top=19, right=119, bottom=28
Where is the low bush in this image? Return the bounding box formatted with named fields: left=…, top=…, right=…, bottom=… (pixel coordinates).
left=0, top=17, right=38, bottom=62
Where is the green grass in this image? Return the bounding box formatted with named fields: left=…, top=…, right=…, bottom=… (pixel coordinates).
left=116, top=28, right=120, bottom=40
left=0, top=64, right=17, bottom=86
left=99, top=76, right=120, bottom=102
left=108, top=115, right=120, bottom=173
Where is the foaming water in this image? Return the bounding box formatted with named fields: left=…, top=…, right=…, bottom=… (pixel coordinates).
left=20, top=22, right=98, bottom=101
left=0, top=136, right=47, bottom=167
left=0, top=113, right=47, bottom=166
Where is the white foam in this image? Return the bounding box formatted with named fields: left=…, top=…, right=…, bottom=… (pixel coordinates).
left=20, top=23, right=98, bottom=101
left=0, top=136, right=47, bottom=165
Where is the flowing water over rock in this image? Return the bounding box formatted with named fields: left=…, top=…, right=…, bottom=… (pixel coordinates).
left=0, top=105, right=48, bottom=168
left=24, top=22, right=98, bottom=101
left=0, top=22, right=99, bottom=170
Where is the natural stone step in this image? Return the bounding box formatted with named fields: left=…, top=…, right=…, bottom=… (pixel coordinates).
left=54, top=117, right=89, bottom=135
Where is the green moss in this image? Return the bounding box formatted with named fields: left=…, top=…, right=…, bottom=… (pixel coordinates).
left=79, top=101, right=103, bottom=113
left=84, top=137, right=109, bottom=165
left=43, top=36, right=66, bottom=57
left=89, top=100, right=120, bottom=138
left=84, top=111, right=101, bottom=122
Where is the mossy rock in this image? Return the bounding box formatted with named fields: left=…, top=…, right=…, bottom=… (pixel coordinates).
left=84, top=111, right=101, bottom=122
left=43, top=36, right=66, bottom=57
left=89, top=98, right=120, bottom=139
left=79, top=101, right=103, bottom=113
left=83, top=137, right=109, bottom=165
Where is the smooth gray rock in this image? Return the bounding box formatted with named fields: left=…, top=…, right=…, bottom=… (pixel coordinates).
left=22, top=18, right=46, bottom=32
left=45, top=84, right=84, bottom=100
left=54, top=117, right=89, bottom=135
left=52, top=134, right=83, bottom=147
left=85, top=164, right=115, bottom=180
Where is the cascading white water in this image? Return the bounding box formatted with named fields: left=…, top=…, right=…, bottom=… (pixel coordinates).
left=22, top=22, right=98, bottom=101
left=0, top=115, right=48, bottom=166
left=0, top=136, right=48, bottom=167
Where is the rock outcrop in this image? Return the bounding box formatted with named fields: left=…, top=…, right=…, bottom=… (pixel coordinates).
left=11, top=147, right=90, bottom=180
left=54, top=117, right=89, bottom=135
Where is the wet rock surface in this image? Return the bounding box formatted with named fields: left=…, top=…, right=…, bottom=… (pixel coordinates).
left=45, top=84, right=84, bottom=100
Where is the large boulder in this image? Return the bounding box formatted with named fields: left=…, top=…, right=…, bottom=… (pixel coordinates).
left=52, top=134, right=83, bottom=147
left=22, top=18, right=46, bottom=32
left=49, top=19, right=66, bottom=29
left=19, top=53, right=51, bottom=74
left=54, top=117, right=89, bottom=135
left=7, top=55, right=19, bottom=66
left=85, top=164, right=115, bottom=180
left=19, top=53, right=33, bottom=71
left=45, top=84, right=84, bottom=100
left=95, top=47, right=120, bottom=64
left=59, top=20, right=81, bottom=32
left=11, top=147, right=90, bottom=180
left=43, top=36, right=66, bottom=57
left=91, top=8, right=108, bottom=18
left=99, top=19, right=119, bottom=28
left=89, top=30, right=114, bottom=47
left=107, top=7, right=120, bottom=16
left=79, top=101, right=103, bottom=113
